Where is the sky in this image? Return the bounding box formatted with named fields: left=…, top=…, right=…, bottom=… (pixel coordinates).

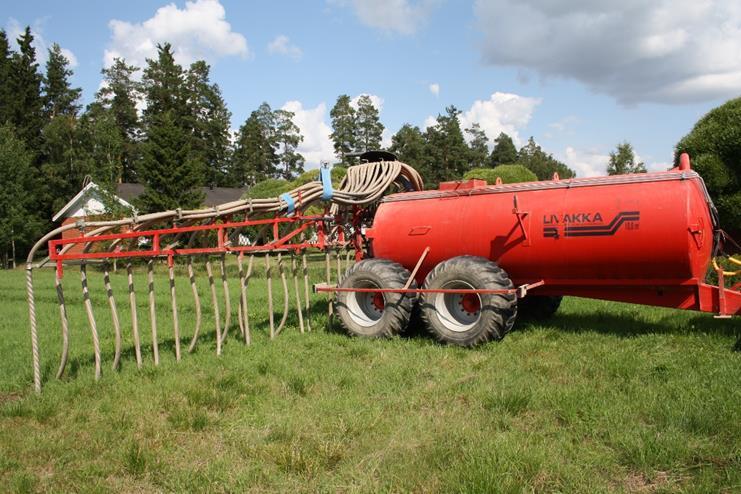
left=4, top=0, right=740, bottom=176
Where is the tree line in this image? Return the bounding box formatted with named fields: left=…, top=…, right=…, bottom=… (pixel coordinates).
left=0, top=26, right=655, bottom=266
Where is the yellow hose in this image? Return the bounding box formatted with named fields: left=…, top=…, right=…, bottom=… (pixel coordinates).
left=712, top=256, right=741, bottom=276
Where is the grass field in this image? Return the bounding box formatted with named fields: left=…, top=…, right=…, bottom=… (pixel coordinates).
left=0, top=264, right=740, bottom=493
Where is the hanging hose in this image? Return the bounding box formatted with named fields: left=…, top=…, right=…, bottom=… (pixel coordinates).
left=266, top=254, right=275, bottom=339
left=292, top=255, right=305, bottom=334
left=54, top=274, right=69, bottom=379
left=168, top=260, right=181, bottom=361
left=81, top=264, right=102, bottom=380
left=147, top=260, right=159, bottom=366
left=302, top=249, right=311, bottom=332
left=127, top=263, right=143, bottom=368
left=103, top=264, right=123, bottom=371
left=275, top=253, right=290, bottom=336
left=206, top=259, right=222, bottom=355
left=219, top=254, right=231, bottom=342
left=187, top=257, right=203, bottom=353
left=237, top=253, right=251, bottom=345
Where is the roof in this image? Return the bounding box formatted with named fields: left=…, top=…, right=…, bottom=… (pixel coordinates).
left=116, top=183, right=248, bottom=207
left=52, top=182, right=133, bottom=222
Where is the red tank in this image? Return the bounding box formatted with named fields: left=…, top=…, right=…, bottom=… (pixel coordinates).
left=366, top=157, right=738, bottom=314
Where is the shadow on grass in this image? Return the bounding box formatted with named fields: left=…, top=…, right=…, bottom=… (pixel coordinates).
left=516, top=310, right=741, bottom=339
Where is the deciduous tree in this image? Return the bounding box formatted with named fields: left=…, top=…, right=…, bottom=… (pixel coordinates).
left=607, top=141, right=646, bottom=175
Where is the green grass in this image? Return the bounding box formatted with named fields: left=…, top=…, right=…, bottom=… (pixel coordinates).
left=0, top=265, right=740, bottom=493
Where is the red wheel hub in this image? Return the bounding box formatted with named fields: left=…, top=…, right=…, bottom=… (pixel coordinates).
left=460, top=294, right=480, bottom=314
left=372, top=292, right=385, bottom=311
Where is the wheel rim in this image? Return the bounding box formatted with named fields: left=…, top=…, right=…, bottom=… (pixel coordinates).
left=346, top=280, right=385, bottom=327
left=433, top=280, right=481, bottom=332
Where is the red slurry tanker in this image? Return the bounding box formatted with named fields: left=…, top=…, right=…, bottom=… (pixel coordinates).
left=25, top=151, right=739, bottom=392
left=331, top=153, right=740, bottom=346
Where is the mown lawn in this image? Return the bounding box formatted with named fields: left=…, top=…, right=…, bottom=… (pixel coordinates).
left=0, top=265, right=739, bottom=493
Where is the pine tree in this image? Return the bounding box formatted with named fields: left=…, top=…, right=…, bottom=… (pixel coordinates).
left=97, top=58, right=142, bottom=182
left=329, top=94, right=356, bottom=165
left=185, top=61, right=232, bottom=186
left=138, top=110, right=204, bottom=212
left=465, top=123, right=489, bottom=168
left=0, top=124, right=42, bottom=266
left=423, top=106, right=469, bottom=186
left=607, top=141, right=646, bottom=175
left=354, top=94, right=383, bottom=153
left=42, top=44, right=81, bottom=118
left=489, top=132, right=518, bottom=166
left=273, top=108, right=304, bottom=180
left=9, top=27, right=44, bottom=153
left=390, top=124, right=426, bottom=173
left=517, top=137, right=575, bottom=180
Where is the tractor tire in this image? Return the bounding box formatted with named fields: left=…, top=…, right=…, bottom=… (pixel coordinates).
left=517, top=295, right=562, bottom=320
left=335, top=258, right=416, bottom=339
left=420, top=256, right=517, bottom=347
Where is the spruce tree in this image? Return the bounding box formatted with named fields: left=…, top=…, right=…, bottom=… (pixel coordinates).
left=465, top=123, right=489, bottom=168
left=77, top=102, right=125, bottom=190
left=230, top=110, right=278, bottom=186
left=273, top=109, right=304, bottom=180
left=142, top=43, right=188, bottom=123
left=9, top=27, right=44, bottom=153
left=517, top=137, right=575, bottom=180
left=329, top=94, right=356, bottom=165
left=0, top=31, right=12, bottom=125
left=139, top=45, right=204, bottom=209
left=97, top=58, right=142, bottom=182
left=138, top=110, right=204, bottom=212
left=42, top=43, right=81, bottom=118
left=354, top=95, right=383, bottom=153
left=423, top=106, right=469, bottom=186
left=185, top=61, right=232, bottom=186
left=390, top=124, right=426, bottom=173
left=489, top=132, right=518, bottom=166
left=0, top=124, right=42, bottom=266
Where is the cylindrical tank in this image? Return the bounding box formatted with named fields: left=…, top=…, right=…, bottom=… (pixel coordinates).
left=366, top=167, right=715, bottom=307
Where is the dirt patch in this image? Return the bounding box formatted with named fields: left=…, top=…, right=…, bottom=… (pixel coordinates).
left=623, top=471, right=677, bottom=492
left=0, top=392, right=24, bottom=406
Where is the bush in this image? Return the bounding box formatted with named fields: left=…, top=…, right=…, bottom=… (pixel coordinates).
left=244, top=179, right=292, bottom=199
left=676, top=97, right=741, bottom=232
left=464, top=164, right=537, bottom=184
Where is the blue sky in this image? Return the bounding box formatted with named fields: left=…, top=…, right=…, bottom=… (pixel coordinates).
left=5, top=1, right=739, bottom=175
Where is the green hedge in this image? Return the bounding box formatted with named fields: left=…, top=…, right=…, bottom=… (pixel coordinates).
left=464, top=164, right=537, bottom=184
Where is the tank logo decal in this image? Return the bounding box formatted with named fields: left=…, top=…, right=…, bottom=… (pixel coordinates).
left=543, top=211, right=640, bottom=238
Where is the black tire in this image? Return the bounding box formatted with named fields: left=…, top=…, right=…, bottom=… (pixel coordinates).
left=335, top=258, right=416, bottom=338
left=420, top=256, right=517, bottom=347
left=517, top=295, right=562, bottom=320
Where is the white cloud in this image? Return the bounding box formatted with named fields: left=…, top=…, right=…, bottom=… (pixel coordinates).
left=429, top=82, right=440, bottom=96
left=104, top=0, right=248, bottom=68
left=457, top=92, right=541, bottom=147
left=562, top=147, right=610, bottom=177
left=474, top=0, right=741, bottom=104
left=5, top=18, right=78, bottom=67
left=350, top=93, right=384, bottom=113
left=267, top=35, right=302, bottom=60
left=331, top=0, right=441, bottom=35
left=281, top=100, right=335, bottom=168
